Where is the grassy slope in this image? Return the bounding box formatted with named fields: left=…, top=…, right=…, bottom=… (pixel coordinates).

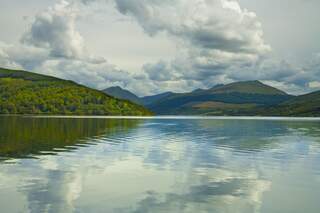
left=0, top=68, right=152, bottom=115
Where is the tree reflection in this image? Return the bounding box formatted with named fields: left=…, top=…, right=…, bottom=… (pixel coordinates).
left=0, top=116, right=141, bottom=159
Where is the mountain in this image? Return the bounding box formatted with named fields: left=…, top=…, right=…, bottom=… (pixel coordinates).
left=146, top=81, right=293, bottom=115
left=260, top=91, right=320, bottom=116
left=140, top=92, right=173, bottom=105
left=0, top=67, right=152, bottom=115
left=204, top=80, right=287, bottom=95
left=103, top=86, right=141, bottom=104
left=103, top=80, right=320, bottom=117
left=103, top=86, right=173, bottom=106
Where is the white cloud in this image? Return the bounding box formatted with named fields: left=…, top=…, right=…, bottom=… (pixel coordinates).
left=114, top=0, right=270, bottom=53
left=1, top=0, right=320, bottom=96
left=22, top=1, right=85, bottom=59
left=20, top=0, right=106, bottom=64
left=309, top=81, right=320, bottom=89
left=111, top=0, right=273, bottom=92
left=0, top=42, right=23, bottom=69
left=36, top=58, right=131, bottom=90
left=0, top=0, right=132, bottom=92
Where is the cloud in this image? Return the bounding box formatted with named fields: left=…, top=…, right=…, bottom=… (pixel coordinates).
left=309, top=81, right=320, bottom=89
left=1, top=38, right=164, bottom=95
left=0, top=42, right=22, bottom=70
left=144, top=61, right=176, bottom=82
left=21, top=0, right=105, bottom=64
left=111, top=0, right=320, bottom=94
left=36, top=58, right=131, bottom=90
left=114, top=0, right=270, bottom=54
left=2, top=44, right=50, bottom=71
left=114, top=2, right=269, bottom=57
left=129, top=177, right=271, bottom=213
left=109, top=0, right=277, bottom=93
left=1, top=0, right=320, bottom=96
left=22, top=1, right=85, bottom=59
left=0, top=0, right=132, bottom=92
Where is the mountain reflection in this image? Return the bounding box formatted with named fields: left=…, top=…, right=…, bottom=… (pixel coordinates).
left=0, top=116, right=141, bottom=159
left=1, top=117, right=320, bottom=213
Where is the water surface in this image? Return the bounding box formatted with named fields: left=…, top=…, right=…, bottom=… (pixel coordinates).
left=1, top=116, right=320, bottom=213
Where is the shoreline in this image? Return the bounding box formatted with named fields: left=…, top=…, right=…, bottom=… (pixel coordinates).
left=1, top=114, right=320, bottom=121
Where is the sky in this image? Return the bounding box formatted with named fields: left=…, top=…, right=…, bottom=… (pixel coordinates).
left=0, top=0, right=320, bottom=96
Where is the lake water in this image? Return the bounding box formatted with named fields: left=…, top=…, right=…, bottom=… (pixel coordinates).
left=1, top=116, right=320, bottom=213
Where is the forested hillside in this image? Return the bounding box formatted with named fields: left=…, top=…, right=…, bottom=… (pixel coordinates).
left=0, top=68, right=152, bottom=115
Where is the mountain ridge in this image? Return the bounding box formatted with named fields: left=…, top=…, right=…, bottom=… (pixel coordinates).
left=206, top=80, right=288, bottom=95
left=102, top=81, right=320, bottom=116
left=103, top=86, right=173, bottom=106
left=103, top=86, right=141, bottom=104
left=2, top=67, right=318, bottom=117
left=144, top=80, right=294, bottom=115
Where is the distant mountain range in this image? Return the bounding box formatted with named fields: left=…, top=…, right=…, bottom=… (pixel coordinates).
left=0, top=68, right=152, bottom=115
left=103, top=87, right=173, bottom=106
left=103, top=81, right=320, bottom=116
left=103, top=86, right=142, bottom=104
left=1, top=67, right=319, bottom=117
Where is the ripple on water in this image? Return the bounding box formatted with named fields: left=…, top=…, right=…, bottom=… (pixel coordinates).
left=1, top=117, right=320, bottom=213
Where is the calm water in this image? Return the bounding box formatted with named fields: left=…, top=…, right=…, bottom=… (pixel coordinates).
left=1, top=116, right=320, bottom=213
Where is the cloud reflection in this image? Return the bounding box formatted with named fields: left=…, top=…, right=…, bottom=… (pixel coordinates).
left=0, top=118, right=320, bottom=213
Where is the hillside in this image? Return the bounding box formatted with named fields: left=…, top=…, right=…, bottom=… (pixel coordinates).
left=103, top=86, right=141, bottom=104
left=261, top=91, right=320, bottom=116
left=147, top=81, right=293, bottom=115
left=0, top=68, right=152, bottom=115
left=140, top=92, right=173, bottom=105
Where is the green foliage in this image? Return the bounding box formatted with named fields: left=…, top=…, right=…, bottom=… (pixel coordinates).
left=0, top=68, right=152, bottom=115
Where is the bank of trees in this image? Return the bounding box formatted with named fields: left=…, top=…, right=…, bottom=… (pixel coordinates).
left=0, top=69, right=151, bottom=116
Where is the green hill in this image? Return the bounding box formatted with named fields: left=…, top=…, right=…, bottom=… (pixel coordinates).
left=0, top=67, right=152, bottom=115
